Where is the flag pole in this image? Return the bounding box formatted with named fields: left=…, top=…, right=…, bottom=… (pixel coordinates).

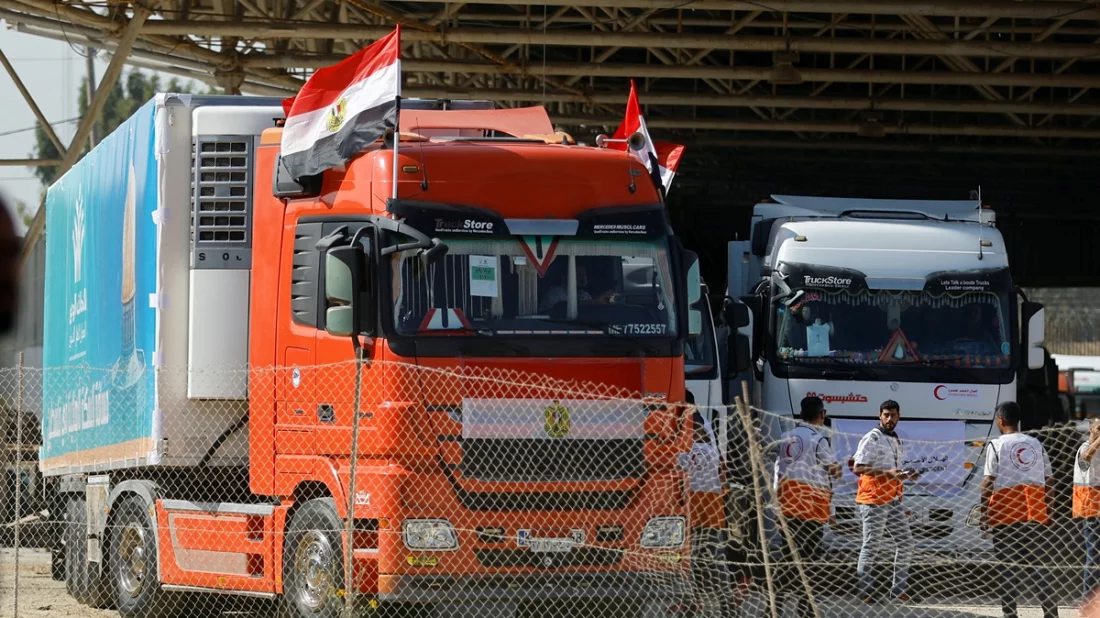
left=392, top=25, right=402, bottom=201
left=392, top=95, right=401, bottom=200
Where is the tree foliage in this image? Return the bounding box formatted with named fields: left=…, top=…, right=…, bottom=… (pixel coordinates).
left=30, top=69, right=211, bottom=188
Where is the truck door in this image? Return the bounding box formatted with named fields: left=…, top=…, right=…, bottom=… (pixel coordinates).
left=277, top=218, right=322, bottom=455
left=311, top=221, right=385, bottom=465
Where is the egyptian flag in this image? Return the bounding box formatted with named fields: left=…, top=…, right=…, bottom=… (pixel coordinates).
left=280, top=26, right=401, bottom=179
left=611, top=79, right=685, bottom=195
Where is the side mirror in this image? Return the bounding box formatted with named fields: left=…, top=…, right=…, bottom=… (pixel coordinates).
left=722, top=298, right=750, bottom=329
left=1023, top=301, right=1045, bottom=370
left=685, top=252, right=702, bottom=336
left=325, top=245, right=363, bottom=337
left=325, top=306, right=355, bottom=337
left=728, top=333, right=751, bottom=375
left=419, top=238, right=449, bottom=267
left=685, top=251, right=701, bottom=305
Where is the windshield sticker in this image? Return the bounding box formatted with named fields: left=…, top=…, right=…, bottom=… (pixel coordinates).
left=593, top=223, right=648, bottom=235
left=803, top=275, right=853, bottom=288
left=469, top=256, right=499, bottom=298
left=434, top=217, right=497, bottom=235
left=614, top=323, right=668, bottom=335
left=937, top=278, right=992, bottom=292
left=517, top=235, right=560, bottom=277
left=806, top=320, right=831, bottom=357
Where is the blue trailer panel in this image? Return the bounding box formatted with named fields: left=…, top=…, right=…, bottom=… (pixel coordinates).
left=41, top=100, right=159, bottom=473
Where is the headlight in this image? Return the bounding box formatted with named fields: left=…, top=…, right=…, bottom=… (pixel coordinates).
left=640, top=517, right=686, bottom=549
left=402, top=519, right=459, bottom=551
left=965, top=506, right=982, bottom=527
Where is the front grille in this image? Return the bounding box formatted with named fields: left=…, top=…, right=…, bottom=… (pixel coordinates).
left=476, top=549, right=623, bottom=569
left=928, top=508, right=953, bottom=522
left=455, top=490, right=635, bottom=512
left=461, top=439, right=645, bottom=482
left=913, top=524, right=953, bottom=539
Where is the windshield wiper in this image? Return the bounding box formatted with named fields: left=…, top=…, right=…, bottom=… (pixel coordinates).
left=541, top=318, right=661, bottom=355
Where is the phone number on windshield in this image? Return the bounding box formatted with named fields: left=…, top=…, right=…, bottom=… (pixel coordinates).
left=613, top=324, right=668, bottom=335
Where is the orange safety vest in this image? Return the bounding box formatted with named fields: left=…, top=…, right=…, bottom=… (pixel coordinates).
left=687, top=441, right=727, bottom=529
left=774, top=425, right=835, bottom=523
left=1074, top=441, right=1100, bottom=519
left=854, top=427, right=904, bottom=506
left=986, top=433, right=1050, bottom=526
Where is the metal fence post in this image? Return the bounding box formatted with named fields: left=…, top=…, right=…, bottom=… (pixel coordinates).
left=14, top=351, right=24, bottom=618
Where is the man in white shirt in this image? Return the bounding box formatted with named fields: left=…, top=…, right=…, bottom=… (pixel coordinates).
left=1073, top=419, right=1100, bottom=603
left=852, top=399, right=920, bottom=603
left=773, top=396, right=841, bottom=618
left=980, top=400, right=1056, bottom=618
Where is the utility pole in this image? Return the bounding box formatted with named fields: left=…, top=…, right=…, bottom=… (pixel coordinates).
left=86, top=46, right=98, bottom=149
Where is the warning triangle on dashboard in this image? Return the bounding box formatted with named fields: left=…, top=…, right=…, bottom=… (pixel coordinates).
left=518, top=235, right=560, bottom=277
left=878, top=329, right=919, bottom=363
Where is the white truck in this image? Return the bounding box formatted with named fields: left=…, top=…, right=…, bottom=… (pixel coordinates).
left=710, top=194, right=1049, bottom=564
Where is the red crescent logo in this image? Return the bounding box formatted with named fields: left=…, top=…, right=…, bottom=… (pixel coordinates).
left=933, top=385, right=948, bottom=400
left=1015, top=447, right=1033, bottom=467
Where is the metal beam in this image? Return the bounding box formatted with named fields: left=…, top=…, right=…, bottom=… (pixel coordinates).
left=380, top=0, right=1100, bottom=20
left=237, top=56, right=1100, bottom=91
left=20, top=5, right=149, bottom=266
left=0, top=47, right=66, bottom=156
left=397, top=12, right=1100, bottom=35
left=10, top=22, right=298, bottom=95
left=673, top=138, right=1100, bottom=158
left=403, top=86, right=1100, bottom=116
left=0, top=159, right=61, bottom=167
left=552, top=116, right=1100, bottom=139
left=136, top=21, right=1100, bottom=57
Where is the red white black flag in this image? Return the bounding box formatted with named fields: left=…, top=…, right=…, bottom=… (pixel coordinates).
left=611, top=79, right=685, bottom=195
left=280, top=26, right=401, bottom=179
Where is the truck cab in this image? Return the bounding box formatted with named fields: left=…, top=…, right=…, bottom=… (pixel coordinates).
left=719, top=194, right=1047, bottom=563
left=42, top=96, right=702, bottom=618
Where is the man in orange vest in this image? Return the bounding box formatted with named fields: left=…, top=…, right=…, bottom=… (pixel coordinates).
left=773, top=395, right=841, bottom=618
left=980, top=400, right=1057, bottom=618
left=852, top=399, right=920, bottom=603
left=1074, top=418, right=1100, bottom=603
left=683, top=407, right=732, bottom=617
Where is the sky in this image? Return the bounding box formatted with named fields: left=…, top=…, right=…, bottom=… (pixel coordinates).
left=0, top=26, right=201, bottom=236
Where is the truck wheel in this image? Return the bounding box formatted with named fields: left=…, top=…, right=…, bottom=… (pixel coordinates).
left=65, top=497, right=111, bottom=607
left=108, top=495, right=168, bottom=618
left=281, top=498, right=346, bottom=618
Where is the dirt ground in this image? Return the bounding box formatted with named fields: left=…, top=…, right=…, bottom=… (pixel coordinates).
left=0, top=548, right=1091, bottom=618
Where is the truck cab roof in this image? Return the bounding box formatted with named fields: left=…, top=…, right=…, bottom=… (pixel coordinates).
left=770, top=217, right=1009, bottom=277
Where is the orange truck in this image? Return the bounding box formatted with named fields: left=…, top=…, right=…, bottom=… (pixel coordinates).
left=41, top=95, right=703, bottom=618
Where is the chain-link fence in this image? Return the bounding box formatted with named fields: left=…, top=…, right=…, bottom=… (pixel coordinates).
left=3, top=361, right=1100, bottom=618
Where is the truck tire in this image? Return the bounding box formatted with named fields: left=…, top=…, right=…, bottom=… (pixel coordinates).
left=108, top=495, right=168, bottom=618
left=281, top=498, right=346, bottom=618
left=65, top=497, right=111, bottom=608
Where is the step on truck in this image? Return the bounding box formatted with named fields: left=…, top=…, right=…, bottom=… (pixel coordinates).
left=709, top=194, right=1056, bottom=566
left=41, top=94, right=703, bottom=618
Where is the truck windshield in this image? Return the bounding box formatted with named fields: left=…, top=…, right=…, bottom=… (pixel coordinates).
left=391, top=238, right=678, bottom=337
left=774, top=287, right=1012, bottom=369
